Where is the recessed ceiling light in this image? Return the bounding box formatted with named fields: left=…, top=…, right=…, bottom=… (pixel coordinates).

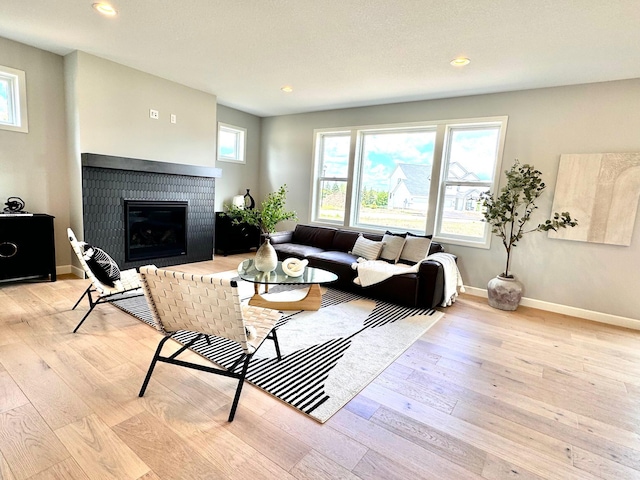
left=281, top=85, right=294, bottom=93
left=92, top=3, right=117, bottom=16
left=450, top=57, right=470, bottom=67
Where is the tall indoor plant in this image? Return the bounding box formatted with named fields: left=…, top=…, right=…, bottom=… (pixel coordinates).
left=225, top=185, right=297, bottom=272
left=480, top=160, right=578, bottom=310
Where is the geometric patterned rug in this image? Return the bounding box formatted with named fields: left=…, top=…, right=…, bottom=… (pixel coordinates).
left=112, top=282, right=443, bottom=423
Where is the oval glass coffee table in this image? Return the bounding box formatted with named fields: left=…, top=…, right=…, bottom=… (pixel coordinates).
left=237, top=259, right=338, bottom=311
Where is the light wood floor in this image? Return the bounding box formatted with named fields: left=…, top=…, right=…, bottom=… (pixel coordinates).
left=1, top=254, right=639, bottom=480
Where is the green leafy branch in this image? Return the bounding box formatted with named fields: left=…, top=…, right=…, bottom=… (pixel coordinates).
left=224, top=185, right=297, bottom=236
left=480, top=160, right=578, bottom=278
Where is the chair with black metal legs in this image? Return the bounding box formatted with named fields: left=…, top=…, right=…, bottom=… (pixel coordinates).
left=137, top=265, right=282, bottom=422
left=67, top=228, right=143, bottom=333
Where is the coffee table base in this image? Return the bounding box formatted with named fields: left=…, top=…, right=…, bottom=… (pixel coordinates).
left=248, top=283, right=322, bottom=311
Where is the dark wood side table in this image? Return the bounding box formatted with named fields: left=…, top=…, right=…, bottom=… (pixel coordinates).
left=0, top=213, right=56, bottom=282
left=214, top=212, right=260, bottom=256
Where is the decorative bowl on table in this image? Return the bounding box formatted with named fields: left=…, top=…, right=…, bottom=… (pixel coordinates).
left=282, top=258, right=308, bottom=277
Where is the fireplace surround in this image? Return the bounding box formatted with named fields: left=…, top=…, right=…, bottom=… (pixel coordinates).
left=81, top=153, right=221, bottom=270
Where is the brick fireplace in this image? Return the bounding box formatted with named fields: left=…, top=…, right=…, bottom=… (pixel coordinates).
left=81, top=153, right=221, bottom=270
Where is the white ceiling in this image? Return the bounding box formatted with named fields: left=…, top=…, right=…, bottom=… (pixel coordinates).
left=1, top=0, right=639, bottom=117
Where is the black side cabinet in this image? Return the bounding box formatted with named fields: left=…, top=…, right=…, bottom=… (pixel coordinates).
left=0, top=214, right=56, bottom=282
left=214, top=212, right=260, bottom=256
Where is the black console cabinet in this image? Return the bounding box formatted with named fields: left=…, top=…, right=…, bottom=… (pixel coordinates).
left=214, top=212, right=260, bottom=256
left=0, top=214, right=56, bottom=282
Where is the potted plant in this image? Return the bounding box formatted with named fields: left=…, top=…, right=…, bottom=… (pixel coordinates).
left=224, top=185, right=297, bottom=272
left=480, top=160, right=578, bottom=310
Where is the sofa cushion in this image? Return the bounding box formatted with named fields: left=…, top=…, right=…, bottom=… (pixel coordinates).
left=292, top=224, right=336, bottom=250
left=308, top=250, right=359, bottom=265
left=272, top=242, right=326, bottom=259
left=350, top=235, right=384, bottom=260
left=331, top=230, right=360, bottom=252
left=380, top=232, right=407, bottom=263
left=398, top=233, right=432, bottom=264
left=307, top=251, right=358, bottom=286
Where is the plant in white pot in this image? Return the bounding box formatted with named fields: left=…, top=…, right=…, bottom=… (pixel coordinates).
left=480, top=160, right=578, bottom=311
left=225, top=185, right=297, bottom=272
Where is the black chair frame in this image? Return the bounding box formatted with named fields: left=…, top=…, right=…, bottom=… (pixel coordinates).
left=139, top=329, right=282, bottom=422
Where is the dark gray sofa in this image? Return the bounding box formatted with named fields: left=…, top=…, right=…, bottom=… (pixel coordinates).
left=269, top=224, right=446, bottom=309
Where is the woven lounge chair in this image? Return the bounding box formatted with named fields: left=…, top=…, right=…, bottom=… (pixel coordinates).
left=67, top=228, right=143, bottom=333
left=137, top=265, right=282, bottom=422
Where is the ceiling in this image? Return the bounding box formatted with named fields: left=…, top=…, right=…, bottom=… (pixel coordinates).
left=1, top=0, right=639, bottom=117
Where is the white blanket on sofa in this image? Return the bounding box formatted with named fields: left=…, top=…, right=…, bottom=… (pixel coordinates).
left=426, top=252, right=465, bottom=307
left=351, top=252, right=464, bottom=307
left=351, top=258, right=424, bottom=287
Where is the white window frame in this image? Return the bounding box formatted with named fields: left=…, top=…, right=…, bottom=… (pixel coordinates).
left=311, top=130, right=354, bottom=224
left=434, top=120, right=508, bottom=249
left=0, top=65, right=28, bottom=133
left=217, top=122, right=246, bottom=164
left=310, top=116, right=508, bottom=248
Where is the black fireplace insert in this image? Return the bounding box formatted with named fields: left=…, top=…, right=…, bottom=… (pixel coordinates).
left=124, top=200, right=188, bottom=262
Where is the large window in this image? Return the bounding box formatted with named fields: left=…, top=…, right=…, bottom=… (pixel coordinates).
left=311, top=117, right=507, bottom=248
left=0, top=65, right=28, bottom=133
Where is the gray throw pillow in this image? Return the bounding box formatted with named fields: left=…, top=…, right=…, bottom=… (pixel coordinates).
left=350, top=235, right=384, bottom=260
left=398, top=234, right=432, bottom=264
left=380, top=233, right=407, bottom=263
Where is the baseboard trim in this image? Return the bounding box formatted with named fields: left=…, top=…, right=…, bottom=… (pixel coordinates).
left=60, top=265, right=85, bottom=279
left=56, top=265, right=72, bottom=275
left=463, top=286, right=640, bottom=331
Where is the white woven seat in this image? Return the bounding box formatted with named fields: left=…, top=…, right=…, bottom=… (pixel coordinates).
left=137, top=265, right=282, bottom=422
left=67, top=228, right=143, bottom=333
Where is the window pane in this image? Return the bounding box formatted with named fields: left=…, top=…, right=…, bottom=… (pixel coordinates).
left=219, top=129, right=239, bottom=158
left=446, top=127, right=500, bottom=181
left=440, top=185, right=488, bottom=238
left=356, top=130, right=435, bottom=230
left=0, top=78, right=10, bottom=123
left=320, top=134, right=350, bottom=178
left=317, top=180, right=347, bottom=222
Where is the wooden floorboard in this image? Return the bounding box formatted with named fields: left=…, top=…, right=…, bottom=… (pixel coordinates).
left=0, top=253, right=639, bottom=479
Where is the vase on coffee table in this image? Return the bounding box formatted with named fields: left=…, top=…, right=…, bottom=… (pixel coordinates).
left=254, top=238, right=278, bottom=272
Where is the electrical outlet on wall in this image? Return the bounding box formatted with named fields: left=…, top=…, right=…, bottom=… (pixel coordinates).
left=170, top=114, right=177, bottom=124
left=149, top=109, right=159, bottom=119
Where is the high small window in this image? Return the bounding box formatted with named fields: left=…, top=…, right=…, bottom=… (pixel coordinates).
left=0, top=65, right=28, bottom=133
left=217, top=123, right=246, bottom=163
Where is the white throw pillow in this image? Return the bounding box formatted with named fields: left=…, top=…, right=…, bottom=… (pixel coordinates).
left=399, top=235, right=432, bottom=264
left=379, top=233, right=407, bottom=263
left=350, top=235, right=384, bottom=260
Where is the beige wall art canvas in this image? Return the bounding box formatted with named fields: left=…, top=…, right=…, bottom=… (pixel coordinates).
left=549, top=153, right=640, bottom=246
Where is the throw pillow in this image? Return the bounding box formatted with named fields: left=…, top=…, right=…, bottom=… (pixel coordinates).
left=379, top=232, right=407, bottom=263
left=350, top=234, right=384, bottom=260
left=82, top=243, right=121, bottom=287
left=398, top=233, right=433, bottom=264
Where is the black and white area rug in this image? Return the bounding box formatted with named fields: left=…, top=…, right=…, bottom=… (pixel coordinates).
left=113, top=275, right=444, bottom=423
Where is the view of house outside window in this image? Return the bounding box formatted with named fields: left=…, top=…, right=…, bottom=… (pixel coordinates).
left=437, top=126, right=501, bottom=239
left=311, top=117, right=507, bottom=248
left=355, top=129, right=435, bottom=231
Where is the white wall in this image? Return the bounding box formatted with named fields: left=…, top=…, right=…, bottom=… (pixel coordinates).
left=215, top=104, right=261, bottom=211
left=261, top=79, right=640, bottom=320
left=0, top=37, right=71, bottom=267
left=64, top=51, right=218, bottom=241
